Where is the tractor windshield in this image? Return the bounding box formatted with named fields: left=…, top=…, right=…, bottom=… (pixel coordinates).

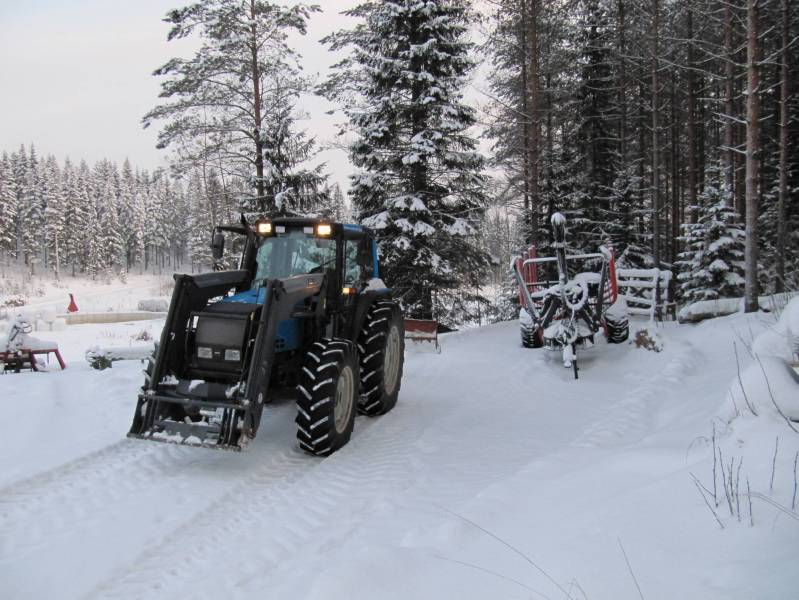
left=253, top=229, right=336, bottom=287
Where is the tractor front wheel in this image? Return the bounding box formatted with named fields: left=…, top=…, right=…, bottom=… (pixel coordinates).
left=296, top=339, right=359, bottom=456
left=357, top=300, right=404, bottom=416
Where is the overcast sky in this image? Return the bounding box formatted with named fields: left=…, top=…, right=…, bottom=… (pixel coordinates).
left=0, top=0, right=361, bottom=188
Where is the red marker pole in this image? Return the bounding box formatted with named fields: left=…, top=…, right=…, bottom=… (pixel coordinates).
left=67, top=293, right=79, bottom=313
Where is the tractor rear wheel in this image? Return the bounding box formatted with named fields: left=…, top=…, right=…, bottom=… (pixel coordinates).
left=357, top=300, right=404, bottom=416
left=296, top=339, right=358, bottom=456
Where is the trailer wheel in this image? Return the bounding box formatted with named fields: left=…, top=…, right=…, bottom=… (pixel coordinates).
left=296, top=339, right=358, bottom=456
left=520, top=324, right=543, bottom=348
left=605, top=314, right=629, bottom=344
left=357, top=300, right=404, bottom=416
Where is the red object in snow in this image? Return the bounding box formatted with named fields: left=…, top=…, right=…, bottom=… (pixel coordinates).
left=67, top=293, right=79, bottom=313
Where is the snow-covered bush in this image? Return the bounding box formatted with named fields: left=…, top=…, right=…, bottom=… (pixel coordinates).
left=723, top=297, right=799, bottom=423
left=1, top=294, right=27, bottom=308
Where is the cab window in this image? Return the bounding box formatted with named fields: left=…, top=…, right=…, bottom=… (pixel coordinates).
left=253, top=229, right=336, bottom=288
left=344, top=240, right=361, bottom=285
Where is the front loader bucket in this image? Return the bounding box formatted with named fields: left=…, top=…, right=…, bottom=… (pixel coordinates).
left=129, top=391, right=252, bottom=451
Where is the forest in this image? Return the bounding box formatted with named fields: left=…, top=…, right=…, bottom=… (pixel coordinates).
left=0, top=0, right=796, bottom=324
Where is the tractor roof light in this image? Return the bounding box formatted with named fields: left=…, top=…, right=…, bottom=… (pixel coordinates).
left=256, top=221, right=272, bottom=236
left=316, top=224, right=332, bottom=237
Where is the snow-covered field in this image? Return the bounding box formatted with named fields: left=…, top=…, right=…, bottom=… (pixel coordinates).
left=1, top=289, right=798, bottom=599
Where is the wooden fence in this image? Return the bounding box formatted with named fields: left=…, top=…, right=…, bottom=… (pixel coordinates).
left=616, top=268, right=676, bottom=321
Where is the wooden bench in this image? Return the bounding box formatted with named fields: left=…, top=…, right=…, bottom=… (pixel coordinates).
left=0, top=347, right=66, bottom=372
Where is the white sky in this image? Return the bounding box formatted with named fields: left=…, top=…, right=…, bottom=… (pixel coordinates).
left=0, top=0, right=361, bottom=188
left=0, top=1, right=490, bottom=192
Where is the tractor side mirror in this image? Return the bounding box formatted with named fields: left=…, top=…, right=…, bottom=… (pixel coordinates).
left=211, top=231, right=225, bottom=260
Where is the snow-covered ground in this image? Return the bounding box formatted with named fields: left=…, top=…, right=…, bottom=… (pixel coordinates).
left=1, top=295, right=798, bottom=599
left=0, top=270, right=174, bottom=315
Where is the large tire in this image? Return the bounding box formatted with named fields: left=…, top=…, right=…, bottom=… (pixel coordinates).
left=357, top=300, right=404, bottom=416
left=605, top=313, right=629, bottom=344
left=296, top=339, right=358, bottom=456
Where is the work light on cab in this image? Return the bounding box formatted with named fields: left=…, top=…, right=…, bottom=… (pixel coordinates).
left=316, top=224, right=332, bottom=236
left=256, top=221, right=272, bottom=235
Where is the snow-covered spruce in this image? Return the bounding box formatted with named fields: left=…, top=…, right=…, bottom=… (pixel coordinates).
left=322, top=0, right=490, bottom=323
left=295, top=339, right=359, bottom=456
left=677, top=178, right=746, bottom=303
left=357, top=300, right=404, bottom=416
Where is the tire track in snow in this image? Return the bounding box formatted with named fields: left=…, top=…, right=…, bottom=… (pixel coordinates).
left=86, top=330, right=600, bottom=600
left=85, top=412, right=404, bottom=600
left=574, top=336, right=700, bottom=448
left=0, top=402, right=331, bottom=567
left=0, top=438, right=196, bottom=561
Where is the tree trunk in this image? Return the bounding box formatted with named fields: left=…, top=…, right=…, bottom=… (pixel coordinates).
left=776, top=0, right=789, bottom=292
left=520, top=0, right=531, bottom=242
left=527, top=0, right=541, bottom=247
left=723, top=3, right=735, bottom=203
left=744, top=0, right=760, bottom=313
left=617, top=0, right=627, bottom=164
left=53, top=233, right=60, bottom=281
left=670, top=72, right=679, bottom=264
left=651, top=0, right=661, bottom=267
left=249, top=0, right=266, bottom=211
left=686, top=4, right=699, bottom=223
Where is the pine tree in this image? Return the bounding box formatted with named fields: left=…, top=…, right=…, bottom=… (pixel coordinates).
left=187, top=172, right=211, bottom=269
left=324, top=0, right=490, bottom=322
left=255, top=73, right=328, bottom=215
left=144, top=0, right=320, bottom=212
left=677, top=178, right=746, bottom=302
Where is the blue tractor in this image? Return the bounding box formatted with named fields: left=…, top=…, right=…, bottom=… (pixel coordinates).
left=129, top=217, right=405, bottom=456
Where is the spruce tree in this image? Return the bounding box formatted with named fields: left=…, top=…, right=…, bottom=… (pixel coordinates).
left=324, top=0, right=490, bottom=322
left=42, top=155, right=66, bottom=278
left=99, top=179, right=125, bottom=270
left=677, top=178, right=746, bottom=302
left=18, top=145, right=44, bottom=273
left=0, top=152, right=18, bottom=261
left=569, top=0, right=619, bottom=251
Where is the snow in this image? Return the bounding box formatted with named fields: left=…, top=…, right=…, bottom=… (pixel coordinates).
left=0, top=301, right=797, bottom=599
left=678, top=292, right=795, bottom=323
left=364, top=278, right=389, bottom=292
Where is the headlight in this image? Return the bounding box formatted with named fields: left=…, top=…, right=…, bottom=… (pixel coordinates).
left=224, top=349, right=241, bottom=361
left=197, top=347, right=213, bottom=359
left=256, top=221, right=272, bottom=235
left=316, top=224, right=332, bottom=236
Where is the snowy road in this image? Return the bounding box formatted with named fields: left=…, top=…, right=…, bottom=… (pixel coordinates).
left=1, top=316, right=797, bottom=599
